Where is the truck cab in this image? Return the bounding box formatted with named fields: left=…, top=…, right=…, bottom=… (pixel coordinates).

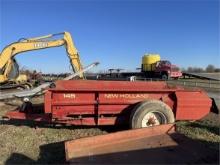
left=155, top=60, right=182, bottom=79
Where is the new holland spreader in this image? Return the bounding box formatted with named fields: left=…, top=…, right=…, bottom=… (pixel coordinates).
left=3, top=80, right=216, bottom=127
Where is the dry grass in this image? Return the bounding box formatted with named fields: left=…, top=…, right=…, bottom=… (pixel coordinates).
left=176, top=113, right=220, bottom=151
left=0, top=102, right=108, bottom=164
left=0, top=123, right=107, bottom=164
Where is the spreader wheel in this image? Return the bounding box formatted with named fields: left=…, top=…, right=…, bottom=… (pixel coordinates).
left=130, top=100, right=175, bottom=129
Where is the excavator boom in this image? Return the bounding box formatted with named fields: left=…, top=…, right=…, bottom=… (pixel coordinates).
left=0, top=32, right=84, bottom=85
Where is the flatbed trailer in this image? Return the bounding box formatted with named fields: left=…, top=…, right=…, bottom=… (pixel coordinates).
left=4, top=80, right=216, bottom=127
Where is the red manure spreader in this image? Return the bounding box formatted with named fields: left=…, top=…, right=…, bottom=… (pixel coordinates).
left=4, top=80, right=216, bottom=128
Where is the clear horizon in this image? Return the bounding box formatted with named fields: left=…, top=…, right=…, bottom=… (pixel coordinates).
left=1, top=0, right=219, bottom=74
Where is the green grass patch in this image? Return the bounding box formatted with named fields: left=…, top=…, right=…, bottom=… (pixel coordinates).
left=176, top=120, right=220, bottom=151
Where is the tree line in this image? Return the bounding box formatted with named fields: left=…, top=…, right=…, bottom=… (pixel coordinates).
left=182, top=64, right=220, bottom=73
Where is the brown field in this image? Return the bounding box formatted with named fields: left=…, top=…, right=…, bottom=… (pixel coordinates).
left=197, top=73, right=220, bottom=80
left=168, top=78, right=220, bottom=92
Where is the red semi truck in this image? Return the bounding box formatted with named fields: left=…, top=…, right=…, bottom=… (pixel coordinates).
left=96, top=54, right=182, bottom=80
left=145, top=60, right=182, bottom=79
left=140, top=54, right=182, bottom=79
left=4, top=80, right=216, bottom=128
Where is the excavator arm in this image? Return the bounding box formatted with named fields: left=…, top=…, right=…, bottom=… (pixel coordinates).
left=0, top=32, right=84, bottom=83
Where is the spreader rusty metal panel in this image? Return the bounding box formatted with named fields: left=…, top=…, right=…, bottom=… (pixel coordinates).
left=4, top=80, right=213, bottom=125
left=65, top=124, right=217, bottom=164
left=42, top=80, right=179, bottom=125
left=54, top=80, right=171, bottom=91
left=175, top=91, right=212, bottom=120
left=65, top=124, right=175, bottom=162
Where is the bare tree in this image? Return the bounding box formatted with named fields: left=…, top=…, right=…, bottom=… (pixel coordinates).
left=206, top=64, right=215, bottom=73
left=214, top=68, right=220, bottom=72
left=187, top=67, right=193, bottom=72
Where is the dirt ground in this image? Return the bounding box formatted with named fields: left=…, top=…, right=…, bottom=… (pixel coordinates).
left=0, top=97, right=219, bottom=164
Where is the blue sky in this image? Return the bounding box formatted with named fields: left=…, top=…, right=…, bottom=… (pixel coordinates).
left=0, top=0, right=219, bottom=73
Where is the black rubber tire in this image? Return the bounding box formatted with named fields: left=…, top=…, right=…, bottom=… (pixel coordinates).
left=161, top=73, right=168, bottom=80
left=24, top=83, right=32, bottom=89
left=130, top=100, right=175, bottom=129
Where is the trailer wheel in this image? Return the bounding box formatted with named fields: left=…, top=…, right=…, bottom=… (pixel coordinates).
left=161, top=73, right=168, bottom=80
left=23, top=83, right=32, bottom=89
left=130, top=100, right=175, bottom=129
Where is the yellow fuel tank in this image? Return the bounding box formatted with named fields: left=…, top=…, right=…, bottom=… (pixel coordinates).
left=142, top=54, right=160, bottom=71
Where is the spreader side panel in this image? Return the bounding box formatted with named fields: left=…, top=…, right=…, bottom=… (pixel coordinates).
left=175, top=91, right=212, bottom=120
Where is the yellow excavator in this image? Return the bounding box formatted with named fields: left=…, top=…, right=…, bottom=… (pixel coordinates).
left=0, top=32, right=84, bottom=89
